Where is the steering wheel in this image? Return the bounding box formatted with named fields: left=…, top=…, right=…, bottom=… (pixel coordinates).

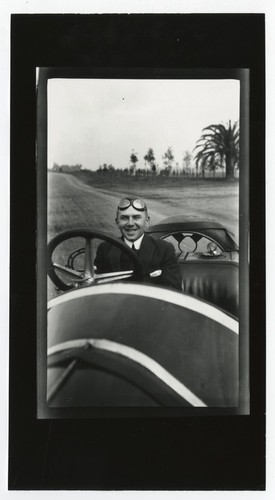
left=48, top=228, right=143, bottom=291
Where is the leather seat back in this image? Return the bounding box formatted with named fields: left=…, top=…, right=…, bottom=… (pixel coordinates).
left=180, top=261, right=239, bottom=317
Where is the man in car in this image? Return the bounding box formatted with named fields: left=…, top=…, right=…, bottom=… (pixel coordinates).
left=95, top=197, right=182, bottom=291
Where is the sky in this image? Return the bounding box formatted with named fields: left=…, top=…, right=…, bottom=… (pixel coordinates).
left=47, top=78, right=240, bottom=171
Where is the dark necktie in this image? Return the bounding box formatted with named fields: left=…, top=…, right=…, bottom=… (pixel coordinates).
left=121, top=243, right=139, bottom=270
left=120, top=243, right=134, bottom=270
left=132, top=244, right=139, bottom=254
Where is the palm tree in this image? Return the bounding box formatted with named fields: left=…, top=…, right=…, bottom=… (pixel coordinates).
left=193, top=121, right=239, bottom=180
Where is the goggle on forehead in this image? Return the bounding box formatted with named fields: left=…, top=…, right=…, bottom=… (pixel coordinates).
left=118, top=198, right=147, bottom=211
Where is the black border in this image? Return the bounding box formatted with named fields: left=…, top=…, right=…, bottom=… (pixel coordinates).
left=10, top=14, right=265, bottom=490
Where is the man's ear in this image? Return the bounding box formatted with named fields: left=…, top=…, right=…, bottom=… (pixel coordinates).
left=145, top=215, right=150, bottom=227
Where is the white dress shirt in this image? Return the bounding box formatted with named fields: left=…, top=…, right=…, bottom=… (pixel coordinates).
left=123, top=233, right=145, bottom=250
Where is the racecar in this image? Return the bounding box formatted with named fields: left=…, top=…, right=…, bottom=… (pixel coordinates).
left=44, top=218, right=242, bottom=414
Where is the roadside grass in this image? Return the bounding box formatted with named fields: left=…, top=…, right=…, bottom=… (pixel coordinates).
left=70, top=170, right=238, bottom=193
left=66, top=171, right=239, bottom=207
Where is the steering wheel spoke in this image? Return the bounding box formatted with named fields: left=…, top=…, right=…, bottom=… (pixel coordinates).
left=52, top=263, right=84, bottom=279
left=93, top=270, right=134, bottom=285
left=95, top=270, right=134, bottom=280
left=84, top=238, right=95, bottom=279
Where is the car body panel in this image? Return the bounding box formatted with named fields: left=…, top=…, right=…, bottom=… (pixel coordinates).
left=47, top=283, right=239, bottom=408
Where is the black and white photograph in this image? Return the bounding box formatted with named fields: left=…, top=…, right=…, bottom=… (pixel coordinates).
left=7, top=9, right=267, bottom=492
left=38, top=71, right=248, bottom=416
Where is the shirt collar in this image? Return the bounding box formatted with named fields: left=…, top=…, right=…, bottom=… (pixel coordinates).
left=123, top=233, right=145, bottom=250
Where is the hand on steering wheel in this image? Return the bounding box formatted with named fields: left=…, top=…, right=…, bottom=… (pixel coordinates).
left=48, top=229, right=143, bottom=291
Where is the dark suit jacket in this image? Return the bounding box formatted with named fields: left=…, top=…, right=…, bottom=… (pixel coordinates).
left=95, top=233, right=182, bottom=291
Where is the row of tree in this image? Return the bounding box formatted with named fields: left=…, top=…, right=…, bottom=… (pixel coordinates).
left=129, top=146, right=176, bottom=174
left=97, top=120, right=240, bottom=181
left=98, top=147, right=192, bottom=176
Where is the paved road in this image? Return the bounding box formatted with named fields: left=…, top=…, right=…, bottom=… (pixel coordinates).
left=48, top=172, right=166, bottom=240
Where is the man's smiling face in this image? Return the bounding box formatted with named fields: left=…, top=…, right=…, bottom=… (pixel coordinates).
left=116, top=206, right=150, bottom=242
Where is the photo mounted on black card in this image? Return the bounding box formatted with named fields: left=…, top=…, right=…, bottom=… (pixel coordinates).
left=36, top=67, right=249, bottom=418
left=9, top=13, right=265, bottom=491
